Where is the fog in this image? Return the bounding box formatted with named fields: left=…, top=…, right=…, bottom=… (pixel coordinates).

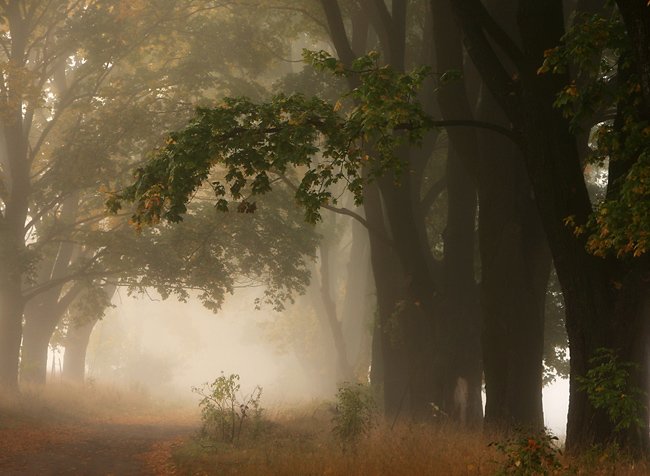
left=68, top=288, right=570, bottom=437
left=1, top=1, right=646, bottom=473
left=84, top=290, right=326, bottom=404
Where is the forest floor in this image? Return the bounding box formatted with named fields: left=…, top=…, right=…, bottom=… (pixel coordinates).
left=0, top=383, right=196, bottom=475
left=2, top=384, right=650, bottom=475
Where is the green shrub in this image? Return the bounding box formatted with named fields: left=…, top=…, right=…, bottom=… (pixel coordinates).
left=577, top=348, right=646, bottom=433
left=192, top=372, right=263, bottom=444
left=490, top=428, right=562, bottom=476
left=332, top=382, right=375, bottom=449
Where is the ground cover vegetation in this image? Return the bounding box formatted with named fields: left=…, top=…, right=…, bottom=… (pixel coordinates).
left=0, top=0, right=649, bottom=473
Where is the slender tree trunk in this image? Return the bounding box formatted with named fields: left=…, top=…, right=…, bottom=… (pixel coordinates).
left=62, top=318, right=98, bottom=384
left=340, top=217, right=373, bottom=374
left=318, top=240, right=353, bottom=381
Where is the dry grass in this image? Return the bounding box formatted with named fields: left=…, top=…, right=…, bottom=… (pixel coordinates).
left=171, top=405, right=650, bottom=476
left=1, top=386, right=649, bottom=475
left=173, top=404, right=497, bottom=476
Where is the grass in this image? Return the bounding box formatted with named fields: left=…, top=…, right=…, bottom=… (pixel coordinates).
left=1, top=385, right=649, bottom=475
left=172, top=403, right=650, bottom=476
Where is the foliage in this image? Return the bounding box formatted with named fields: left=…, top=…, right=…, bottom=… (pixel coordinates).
left=539, top=10, right=650, bottom=258
left=577, top=348, right=646, bottom=433
left=192, top=373, right=263, bottom=444
left=489, top=428, right=562, bottom=476
left=543, top=270, right=570, bottom=385
left=0, top=0, right=315, bottom=349
left=108, top=50, right=433, bottom=225
left=332, top=382, right=375, bottom=448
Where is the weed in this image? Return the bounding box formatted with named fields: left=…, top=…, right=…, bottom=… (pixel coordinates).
left=192, top=373, right=262, bottom=444
left=331, top=382, right=375, bottom=449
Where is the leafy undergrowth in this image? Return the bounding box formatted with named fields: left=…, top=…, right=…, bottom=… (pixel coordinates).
left=172, top=403, right=650, bottom=476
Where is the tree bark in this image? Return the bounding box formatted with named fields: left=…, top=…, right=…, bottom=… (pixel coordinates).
left=341, top=216, right=373, bottom=374
left=432, top=0, right=484, bottom=427
left=318, top=240, right=353, bottom=381
left=0, top=277, right=24, bottom=392
left=451, top=0, right=650, bottom=450
left=62, top=318, right=98, bottom=384
left=363, top=181, right=413, bottom=418
left=615, top=0, right=650, bottom=120
left=20, top=307, right=59, bottom=385
left=0, top=4, right=35, bottom=392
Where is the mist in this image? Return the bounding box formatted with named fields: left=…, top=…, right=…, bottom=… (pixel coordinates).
left=0, top=1, right=648, bottom=474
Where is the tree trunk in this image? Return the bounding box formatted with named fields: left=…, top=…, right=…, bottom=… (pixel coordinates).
left=615, top=0, right=650, bottom=120
left=0, top=2, right=31, bottom=393
left=318, top=240, right=353, bottom=381
left=516, top=0, right=649, bottom=451
left=363, top=181, right=412, bottom=418
left=432, top=0, right=483, bottom=427
left=475, top=87, right=550, bottom=430
left=20, top=308, right=59, bottom=385
left=0, top=279, right=24, bottom=392
left=439, top=148, right=484, bottom=427
left=62, top=318, right=98, bottom=384
left=341, top=216, right=373, bottom=375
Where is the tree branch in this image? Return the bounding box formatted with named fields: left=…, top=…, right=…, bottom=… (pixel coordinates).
left=451, top=0, right=522, bottom=123
left=276, top=173, right=394, bottom=248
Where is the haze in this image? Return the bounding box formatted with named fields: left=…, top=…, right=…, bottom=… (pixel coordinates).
left=0, top=1, right=648, bottom=475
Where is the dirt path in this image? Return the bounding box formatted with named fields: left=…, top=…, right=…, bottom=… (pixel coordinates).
left=0, top=420, right=194, bottom=475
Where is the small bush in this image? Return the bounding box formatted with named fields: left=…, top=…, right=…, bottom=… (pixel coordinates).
left=332, top=382, right=375, bottom=449
left=192, top=372, right=262, bottom=444
left=490, top=428, right=562, bottom=476
left=577, top=348, right=646, bottom=433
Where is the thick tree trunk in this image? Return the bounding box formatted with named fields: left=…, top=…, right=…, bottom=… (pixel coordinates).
left=516, top=0, right=649, bottom=451
left=20, top=309, right=59, bottom=385
left=439, top=149, right=483, bottom=427
left=432, top=0, right=483, bottom=427
left=0, top=3, right=30, bottom=393
left=615, top=0, right=650, bottom=120
left=320, top=0, right=441, bottom=419
left=476, top=93, right=550, bottom=430
left=377, top=174, right=439, bottom=418
left=20, top=286, right=80, bottom=384
left=0, top=279, right=24, bottom=392
left=62, top=318, right=97, bottom=384
left=362, top=181, right=411, bottom=418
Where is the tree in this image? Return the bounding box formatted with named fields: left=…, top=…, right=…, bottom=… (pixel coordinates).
left=110, top=0, right=482, bottom=423
left=0, top=0, right=315, bottom=390
left=451, top=0, right=649, bottom=451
